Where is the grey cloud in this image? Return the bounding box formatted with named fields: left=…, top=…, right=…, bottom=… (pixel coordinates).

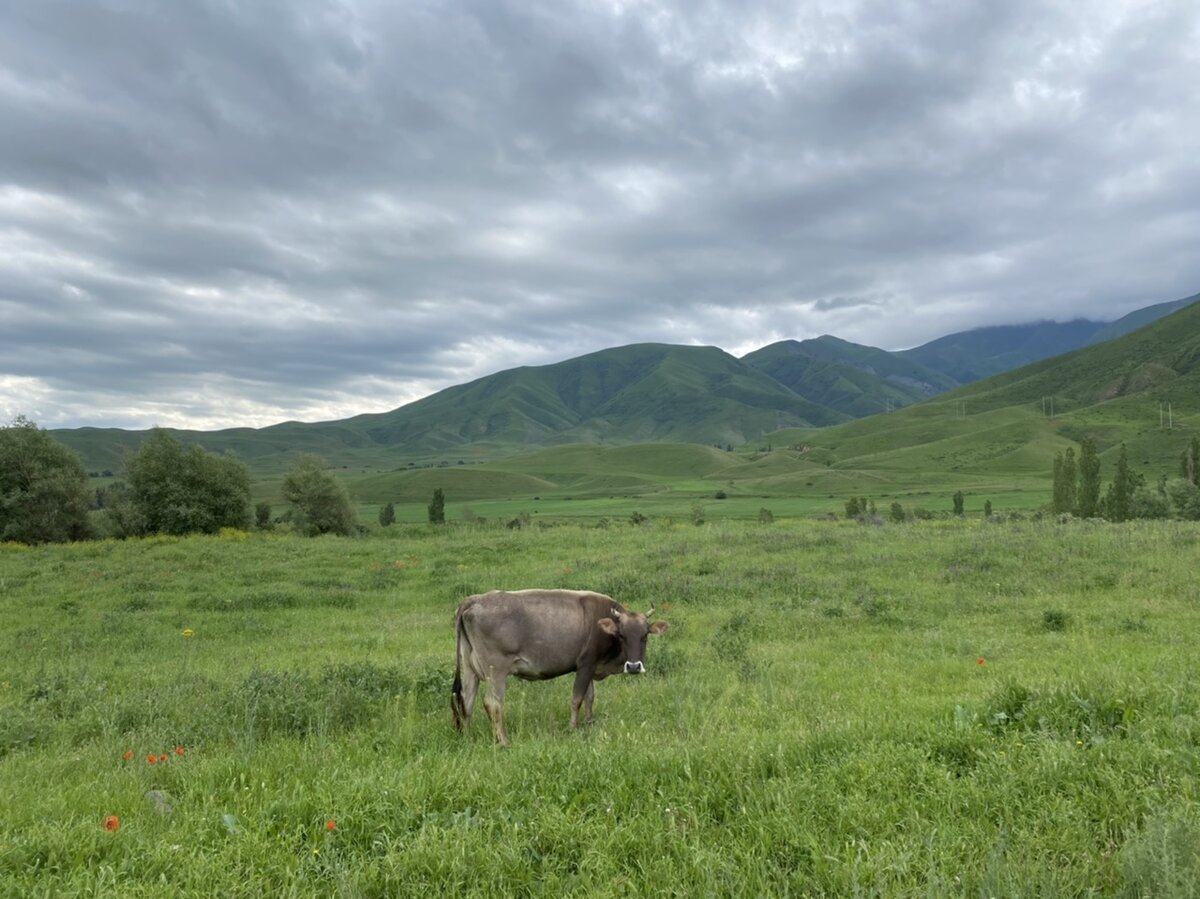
left=2, top=0, right=1199, bottom=428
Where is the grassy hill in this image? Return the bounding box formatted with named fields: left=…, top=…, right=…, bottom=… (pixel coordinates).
left=48, top=291, right=1200, bottom=524
left=742, top=336, right=956, bottom=416
left=54, top=344, right=845, bottom=474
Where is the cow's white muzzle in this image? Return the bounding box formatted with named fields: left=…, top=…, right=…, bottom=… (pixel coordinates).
left=624, top=661, right=645, bottom=674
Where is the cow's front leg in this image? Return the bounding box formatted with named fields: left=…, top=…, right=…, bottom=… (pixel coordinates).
left=570, top=669, right=594, bottom=729
left=583, top=680, right=596, bottom=725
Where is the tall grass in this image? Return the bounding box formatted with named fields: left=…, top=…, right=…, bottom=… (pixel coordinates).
left=2, top=518, right=1198, bottom=896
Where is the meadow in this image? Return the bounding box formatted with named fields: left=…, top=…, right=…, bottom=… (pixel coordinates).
left=2, top=517, right=1199, bottom=897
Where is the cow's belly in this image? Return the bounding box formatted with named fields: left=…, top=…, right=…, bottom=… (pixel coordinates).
left=511, top=655, right=574, bottom=680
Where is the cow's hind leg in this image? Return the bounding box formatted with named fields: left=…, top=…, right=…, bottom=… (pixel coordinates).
left=482, top=676, right=510, bottom=747
left=455, top=662, right=481, bottom=731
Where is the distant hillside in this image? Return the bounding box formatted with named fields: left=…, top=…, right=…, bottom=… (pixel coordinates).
left=742, top=336, right=956, bottom=417
left=899, top=292, right=1200, bottom=384
left=942, top=299, right=1200, bottom=418
left=898, top=320, right=1103, bottom=383
left=1086, top=292, right=1200, bottom=345
left=49, top=290, right=1200, bottom=476
left=54, top=344, right=845, bottom=472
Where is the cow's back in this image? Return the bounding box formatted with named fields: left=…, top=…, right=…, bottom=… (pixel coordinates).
left=458, top=590, right=615, bottom=679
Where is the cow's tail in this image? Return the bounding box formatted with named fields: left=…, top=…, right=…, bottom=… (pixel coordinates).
left=451, top=606, right=470, bottom=731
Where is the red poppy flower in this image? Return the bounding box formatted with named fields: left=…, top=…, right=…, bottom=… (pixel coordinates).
left=103, top=815, right=120, bottom=832
left=123, top=750, right=133, bottom=761
left=147, top=754, right=157, bottom=764
left=977, top=657, right=986, bottom=666
left=174, top=747, right=186, bottom=756
left=158, top=754, right=168, bottom=763
left=325, top=820, right=337, bottom=831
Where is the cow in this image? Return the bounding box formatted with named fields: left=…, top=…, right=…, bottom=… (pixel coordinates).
left=451, top=589, right=669, bottom=745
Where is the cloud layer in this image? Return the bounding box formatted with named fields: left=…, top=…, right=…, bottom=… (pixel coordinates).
left=3, top=0, right=1199, bottom=428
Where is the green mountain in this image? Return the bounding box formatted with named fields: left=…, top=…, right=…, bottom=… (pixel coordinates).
left=742, top=335, right=957, bottom=417
left=54, top=344, right=845, bottom=473
left=766, top=298, right=1200, bottom=481
left=49, top=292, right=1200, bottom=483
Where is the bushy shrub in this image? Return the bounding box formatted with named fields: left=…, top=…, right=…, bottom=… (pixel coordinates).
left=281, top=455, right=356, bottom=536
left=126, top=429, right=251, bottom=536
left=0, top=417, right=92, bottom=544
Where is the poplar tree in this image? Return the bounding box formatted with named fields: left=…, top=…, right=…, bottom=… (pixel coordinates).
left=1181, top=437, right=1200, bottom=486
left=1052, top=447, right=1077, bottom=514
left=378, top=502, right=396, bottom=527
left=428, top=488, right=445, bottom=525
left=1075, top=437, right=1102, bottom=518
left=1103, top=443, right=1139, bottom=522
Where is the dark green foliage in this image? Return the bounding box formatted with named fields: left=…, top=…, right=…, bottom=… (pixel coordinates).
left=255, top=501, right=271, bottom=529
left=0, top=417, right=92, bottom=544
left=1181, top=436, right=1199, bottom=486
left=952, top=491, right=965, bottom=516
left=281, top=454, right=356, bottom=536
left=378, top=501, right=396, bottom=527
left=1042, top=609, right=1070, bottom=631
left=125, top=429, right=251, bottom=536
left=1165, top=479, right=1200, bottom=520
left=1076, top=437, right=1102, bottom=518
left=1052, top=447, right=1077, bottom=514
left=980, top=679, right=1138, bottom=742
left=758, top=507, right=774, bottom=524
left=1103, top=444, right=1141, bottom=523
left=714, top=489, right=727, bottom=499
left=984, top=500, right=993, bottom=518
left=844, top=497, right=861, bottom=518
left=427, top=488, right=445, bottom=525
left=889, top=501, right=905, bottom=522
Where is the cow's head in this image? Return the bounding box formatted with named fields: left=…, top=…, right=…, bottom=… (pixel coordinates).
left=598, top=607, right=669, bottom=674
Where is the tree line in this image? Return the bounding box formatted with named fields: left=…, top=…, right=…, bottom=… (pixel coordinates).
left=0, top=419, right=360, bottom=544
left=1051, top=435, right=1200, bottom=521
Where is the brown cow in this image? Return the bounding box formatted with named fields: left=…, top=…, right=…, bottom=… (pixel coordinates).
left=451, top=589, right=669, bottom=745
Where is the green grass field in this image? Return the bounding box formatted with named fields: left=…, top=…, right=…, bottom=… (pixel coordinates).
left=3, top=518, right=1199, bottom=896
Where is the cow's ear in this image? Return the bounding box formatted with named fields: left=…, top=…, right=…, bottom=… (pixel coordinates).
left=649, top=620, right=669, bottom=635
left=598, top=617, right=619, bottom=635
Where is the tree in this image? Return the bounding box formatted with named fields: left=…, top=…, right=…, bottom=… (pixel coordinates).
left=984, top=500, right=993, bottom=518
left=0, top=417, right=92, bottom=544
left=428, top=488, right=445, bottom=525
left=889, top=502, right=905, bottom=523
left=126, top=429, right=251, bottom=535
left=378, top=501, right=396, bottom=527
left=844, top=497, right=861, bottom=518
left=1166, top=478, right=1200, bottom=520
left=1181, top=437, right=1200, bottom=486
left=1102, top=443, right=1140, bottom=522
left=1051, top=447, right=1077, bottom=514
left=952, top=491, right=965, bottom=516
left=1075, top=437, right=1102, bottom=518
left=255, top=502, right=272, bottom=529
left=281, top=455, right=356, bottom=536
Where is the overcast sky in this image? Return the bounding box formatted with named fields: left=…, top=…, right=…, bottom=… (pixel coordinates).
left=3, top=0, right=1199, bottom=430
